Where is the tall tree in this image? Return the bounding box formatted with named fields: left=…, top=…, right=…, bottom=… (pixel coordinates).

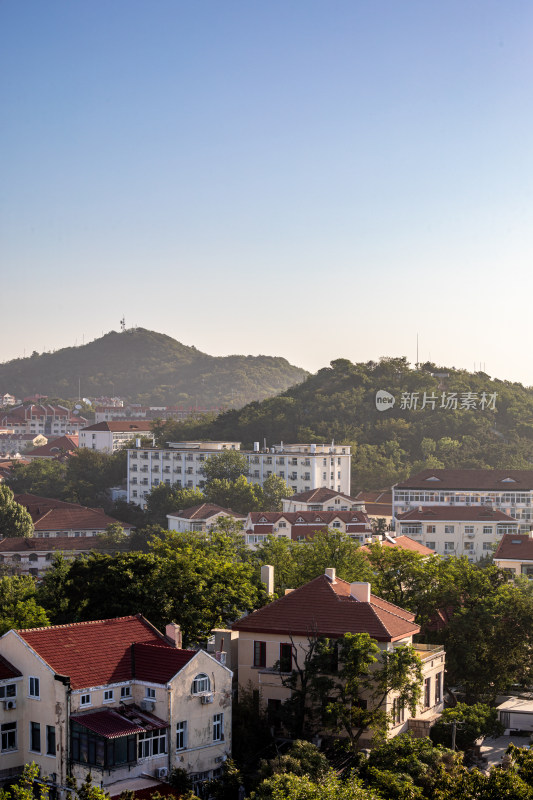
left=0, top=575, right=50, bottom=634
left=0, top=485, right=34, bottom=538
left=201, top=450, right=249, bottom=483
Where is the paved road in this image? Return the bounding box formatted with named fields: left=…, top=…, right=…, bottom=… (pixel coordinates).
left=480, top=735, right=531, bottom=768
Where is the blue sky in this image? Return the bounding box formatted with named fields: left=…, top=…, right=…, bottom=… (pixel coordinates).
left=2, top=1, right=532, bottom=383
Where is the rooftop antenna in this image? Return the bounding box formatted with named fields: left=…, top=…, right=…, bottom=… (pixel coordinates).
left=416, top=333, right=419, bottom=369
left=120, top=316, right=126, bottom=332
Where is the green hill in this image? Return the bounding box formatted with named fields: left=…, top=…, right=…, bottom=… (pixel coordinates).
left=155, top=357, right=533, bottom=490
left=0, top=329, right=308, bottom=407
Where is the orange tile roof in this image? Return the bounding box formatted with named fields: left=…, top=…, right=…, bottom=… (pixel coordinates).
left=16, top=615, right=194, bottom=690
left=232, top=574, right=418, bottom=642
left=360, top=535, right=434, bottom=556
left=170, top=503, right=244, bottom=520
left=14, top=494, right=133, bottom=531
left=289, top=488, right=360, bottom=504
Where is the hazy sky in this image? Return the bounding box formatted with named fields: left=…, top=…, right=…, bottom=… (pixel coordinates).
left=2, top=1, right=532, bottom=383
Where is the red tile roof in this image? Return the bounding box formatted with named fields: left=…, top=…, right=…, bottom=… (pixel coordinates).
left=289, top=488, right=360, bottom=504
left=82, top=422, right=153, bottom=433
left=395, top=469, right=533, bottom=491
left=132, top=642, right=195, bottom=682
left=169, top=503, right=244, bottom=521
left=248, top=511, right=371, bottom=527
left=14, top=494, right=133, bottom=531
left=71, top=709, right=147, bottom=738
left=16, top=615, right=191, bottom=689
left=0, top=536, right=110, bottom=553
left=25, top=435, right=78, bottom=459
left=494, top=534, right=533, bottom=561
left=232, top=574, right=418, bottom=641
left=71, top=704, right=167, bottom=739
left=0, top=653, right=22, bottom=680
left=396, top=506, right=516, bottom=522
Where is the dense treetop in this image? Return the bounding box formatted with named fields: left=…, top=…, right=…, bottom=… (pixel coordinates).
left=0, top=328, right=308, bottom=406
left=156, top=357, right=533, bottom=489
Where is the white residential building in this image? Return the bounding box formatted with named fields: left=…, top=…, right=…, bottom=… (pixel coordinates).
left=127, top=441, right=351, bottom=508
left=80, top=421, right=154, bottom=452
left=167, top=504, right=245, bottom=533
left=395, top=506, right=518, bottom=561
left=393, top=469, right=533, bottom=533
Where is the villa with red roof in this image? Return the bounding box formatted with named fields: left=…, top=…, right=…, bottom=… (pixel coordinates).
left=231, top=569, right=445, bottom=742
left=167, top=503, right=245, bottom=534
left=0, top=615, right=232, bottom=794
left=244, top=510, right=373, bottom=548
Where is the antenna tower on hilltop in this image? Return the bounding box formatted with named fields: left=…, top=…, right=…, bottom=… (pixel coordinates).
left=120, top=316, right=126, bottom=332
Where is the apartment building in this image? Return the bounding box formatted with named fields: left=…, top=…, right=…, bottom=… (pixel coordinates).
left=0, top=616, right=232, bottom=795
left=231, top=569, right=445, bottom=742
left=127, top=441, right=351, bottom=508
left=395, top=506, right=518, bottom=560
left=393, top=469, right=533, bottom=532
left=282, top=488, right=364, bottom=513
left=0, top=405, right=88, bottom=436
left=79, top=421, right=154, bottom=453
left=0, top=536, right=113, bottom=577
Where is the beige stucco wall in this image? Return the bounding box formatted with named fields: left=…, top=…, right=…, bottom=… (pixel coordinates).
left=0, top=631, right=68, bottom=783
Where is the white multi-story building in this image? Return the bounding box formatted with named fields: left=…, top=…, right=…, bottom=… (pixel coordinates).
left=79, top=421, right=154, bottom=452
left=1, top=404, right=87, bottom=436
left=393, top=469, right=533, bottom=533
left=127, top=441, right=351, bottom=508
left=395, top=506, right=518, bottom=561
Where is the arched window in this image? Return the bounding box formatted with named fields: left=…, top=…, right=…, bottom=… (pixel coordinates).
left=191, top=674, right=210, bottom=694
left=29, top=554, right=38, bottom=562
left=11, top=554, right=21, bottom=562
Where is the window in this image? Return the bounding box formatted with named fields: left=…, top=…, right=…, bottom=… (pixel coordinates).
left=30, top=721, right=41, bottom=753
left=213, top=713, right=223, bottom=742
left=253, top=641, right=266, bottom=668
left=176, top=721, right=187, bottom=751
left=0, top=684, right=16, bottom=699
left=279, top=643, right=292, bottom=673
left=483, top=526, right=492, bottom=535
left=444, top=542, right=455, bottom=552
left=424, top=677, right=431, bottom=708
left=1, top=722, right=16, bottom=752
left=29, top=676, right=40, bottom=698
left=464, top=526, right=474, bottom=534
left=444, top=525, right=455, bottom=534
left=392, top=698, right=405, bottom=726
left=426, top=525, right=436, bottom=534
left=192, top=674, right=210, bottom=694
left=426, top=542, right=436, bottom=550
left=435, top=673, right=442, bottom=705
left=138, top=729, right=167, bottom=759
left=463, top=542, right=474, bottom=551
left=71, top=721, right=136, bottom=767
left=120, top=686, right=132, bottom=699
left=145, top=687, right=156, bottom=700
left=483, top=542, right=494, bottom=551
left=46, top=725, right=56, bottom=756
left=104, top=689, right=114, bottom=703
left=80, top=693, right=91, bottom=707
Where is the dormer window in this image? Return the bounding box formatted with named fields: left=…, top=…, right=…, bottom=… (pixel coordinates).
left=425, top=476, right=441, bottom=482
left=502, top=478, right=517, bottom=483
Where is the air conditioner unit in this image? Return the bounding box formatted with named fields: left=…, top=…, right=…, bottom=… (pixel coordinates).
left=3, top=699, right=16, bottom=710
left=156, top=767, right=168, bottom=779
left=201, top=693, right=214, bottom=704
left=140, top=700, right=155, bottom=711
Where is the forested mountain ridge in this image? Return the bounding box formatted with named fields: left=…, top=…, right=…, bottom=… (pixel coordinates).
left=155, top=357, right=533, bottom=490
left=0, top=329, right=308, bottom=407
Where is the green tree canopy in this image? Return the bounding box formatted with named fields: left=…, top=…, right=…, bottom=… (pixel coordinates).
left=0, top=575, right=50, bottom=634
left=0, top=485, right=34, bottom=538
left=201, top=450, right=250, bottom=483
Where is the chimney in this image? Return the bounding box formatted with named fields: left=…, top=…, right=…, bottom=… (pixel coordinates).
left=261, top=564, right=274, bottom=595
left=350, top=582, right=371, bottom=602
left=165, top=622, right=182, bottom=649
left=325, top=567, right=336, bottom=582
left=135, top=438, right=141, bottom=448
left=254, top=442, right=260, bottom=452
